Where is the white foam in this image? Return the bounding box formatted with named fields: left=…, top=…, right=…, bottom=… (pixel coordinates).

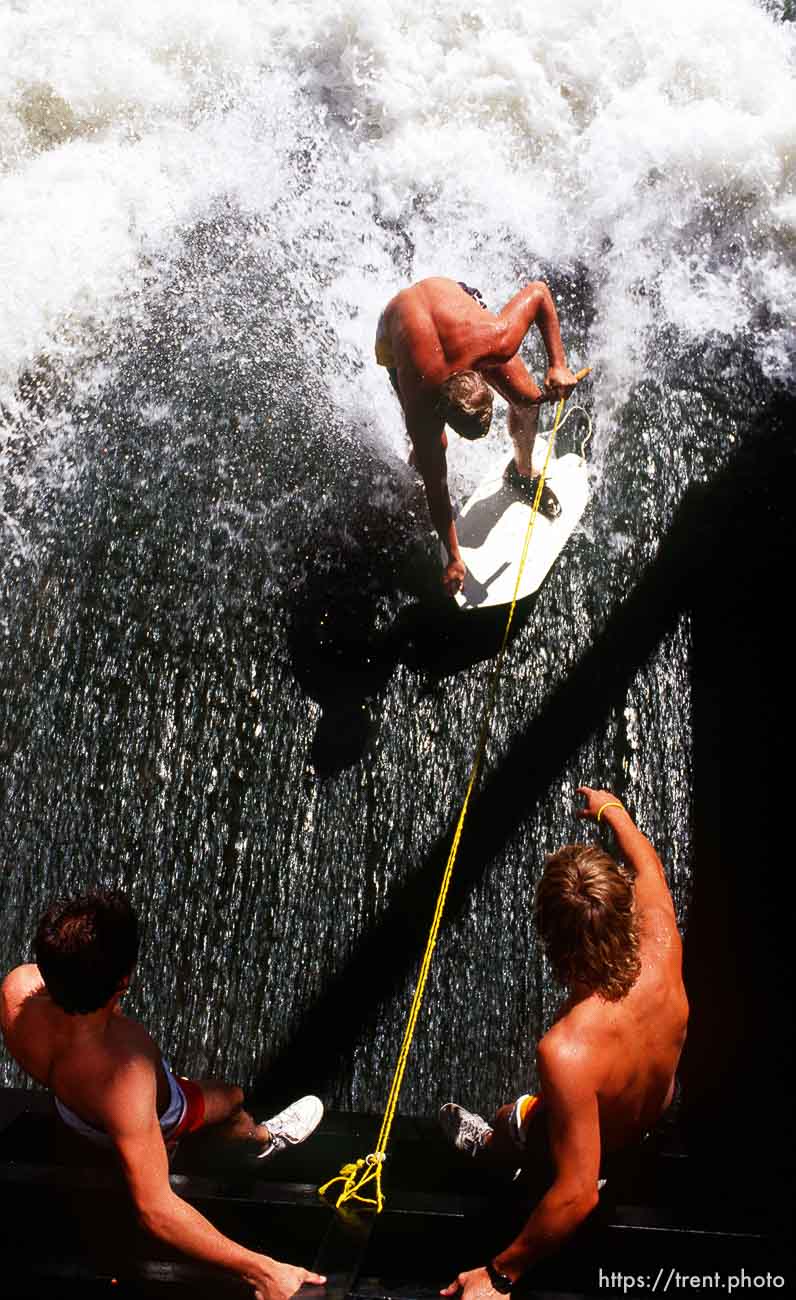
left=0, top=0, right=793, bottom=512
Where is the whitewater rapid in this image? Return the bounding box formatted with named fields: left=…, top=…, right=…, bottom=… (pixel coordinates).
left=2, top=2, right=793, bottom=484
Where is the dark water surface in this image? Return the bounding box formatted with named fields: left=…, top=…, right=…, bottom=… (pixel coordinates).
left=2, top=209, right=762, bottom=1120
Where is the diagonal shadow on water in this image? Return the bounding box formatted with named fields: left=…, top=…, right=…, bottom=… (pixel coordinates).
left=252, top=391, right=794, bottom=1108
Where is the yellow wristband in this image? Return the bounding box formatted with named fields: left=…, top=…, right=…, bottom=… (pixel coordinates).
left=596, top=800, right=624, bottom=823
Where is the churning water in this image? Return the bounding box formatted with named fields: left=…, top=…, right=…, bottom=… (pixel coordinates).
left=0, top=1, right=793, bottom=1115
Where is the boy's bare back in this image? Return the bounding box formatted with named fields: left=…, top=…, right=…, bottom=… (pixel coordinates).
left=1, top=963, right=167, bottom=1133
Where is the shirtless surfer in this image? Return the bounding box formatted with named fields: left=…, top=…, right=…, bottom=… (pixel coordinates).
left=375, top=277, right=579, bottom=596
left=439, top=787, right=689, bottom=1298
left=0, top=891, right=326, bottom=1300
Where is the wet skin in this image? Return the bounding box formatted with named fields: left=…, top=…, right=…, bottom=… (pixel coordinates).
left=376, top=277, right=577, bottom=595
left=0, top=966, right=325, bottom=1300
left=441, top=786, right=689, bottom=1300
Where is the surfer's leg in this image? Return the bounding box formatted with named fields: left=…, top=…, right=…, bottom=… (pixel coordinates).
left=481, top=357, right=560, bottom=516
left=507, top=403, right=540, bottom=476
left=479, top=355, right=542, bottom=471
left=501, top=392, right=561, bottom=519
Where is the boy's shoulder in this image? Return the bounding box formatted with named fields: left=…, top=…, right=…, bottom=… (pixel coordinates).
left=0, top=964, right=45, bottom=1028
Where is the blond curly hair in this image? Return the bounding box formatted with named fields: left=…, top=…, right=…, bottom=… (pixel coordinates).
left=436, top=370, right=493, bottom=440
left=535, top=844, right=641, bottom=1002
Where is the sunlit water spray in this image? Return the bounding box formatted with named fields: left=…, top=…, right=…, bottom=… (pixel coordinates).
left=0, top=0, right=793, bottom=1112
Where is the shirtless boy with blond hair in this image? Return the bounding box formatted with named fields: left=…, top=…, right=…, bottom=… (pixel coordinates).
left=376, top=277, right=578, bottom=595
left=440, top=787, right=689, bottom=1299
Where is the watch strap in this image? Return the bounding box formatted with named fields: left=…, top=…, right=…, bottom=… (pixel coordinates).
left=486, top=1261, right=513, bottom=1294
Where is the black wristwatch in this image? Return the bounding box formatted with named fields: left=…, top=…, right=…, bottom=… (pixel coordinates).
left=486, top=1260, right=514, bottom=1294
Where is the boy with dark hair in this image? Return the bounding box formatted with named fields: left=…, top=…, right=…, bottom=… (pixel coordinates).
left=1, top=891, right=325, bottom=1300
left=34, top=891, right=140, bottom=1014
left=439, top=786, right=689, bottom=1299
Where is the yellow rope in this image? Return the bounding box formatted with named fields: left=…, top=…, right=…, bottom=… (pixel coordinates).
left=320, top=395, right=572, bottom=1214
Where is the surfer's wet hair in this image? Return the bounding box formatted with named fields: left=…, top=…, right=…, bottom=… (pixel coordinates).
left=35, top=891, right=139, bottom=1015
left=437, top=371, right=493, bottom=440
left=535, top=845, right=641, bottom=1002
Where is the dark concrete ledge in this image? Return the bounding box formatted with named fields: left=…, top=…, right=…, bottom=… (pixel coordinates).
left=0, top=1087, right=791, bottom=1300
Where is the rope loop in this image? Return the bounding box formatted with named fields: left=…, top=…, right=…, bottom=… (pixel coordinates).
left=554, top=402, right=593, bottom=459
left=320, top=1151, right=386, bottom=1213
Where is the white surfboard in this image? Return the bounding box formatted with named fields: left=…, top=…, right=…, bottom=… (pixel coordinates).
left=451, top=439, right=590, bottom=610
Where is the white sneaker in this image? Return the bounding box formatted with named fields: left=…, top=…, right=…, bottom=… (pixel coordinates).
left=439, top=1101, right=493, bottom=1157
left=257, top=1095, right=324, bottom=1159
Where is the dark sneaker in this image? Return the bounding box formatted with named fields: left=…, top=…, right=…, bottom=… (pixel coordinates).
left=439, top=1102, right=493, bottom=1157
left=503, top=460, right=561, bottom=520
left=257, top=1094, right=324, bottom=1160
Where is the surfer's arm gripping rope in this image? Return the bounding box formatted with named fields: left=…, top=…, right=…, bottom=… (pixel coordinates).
left=377, top=276, right=589, bottom=598
left=476, top=282, right=572, bottom=383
